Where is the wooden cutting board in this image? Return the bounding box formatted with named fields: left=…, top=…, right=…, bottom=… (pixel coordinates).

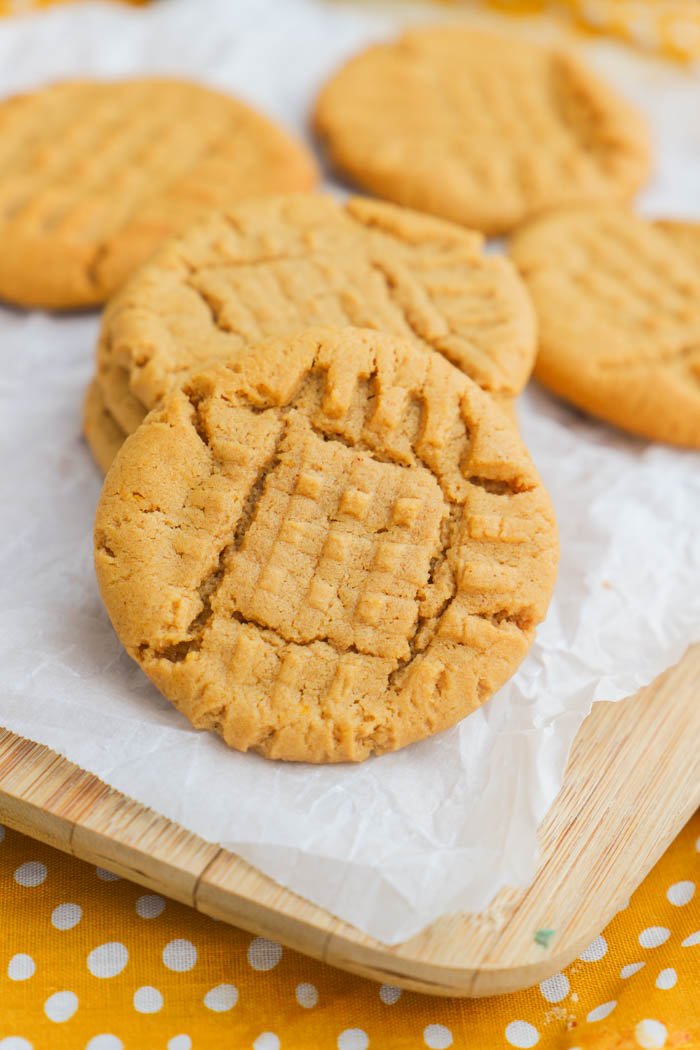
left=0, top=645, right=698, bottom=997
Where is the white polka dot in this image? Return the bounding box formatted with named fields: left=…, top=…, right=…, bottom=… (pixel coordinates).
left=424, top=1024, right=453, bottom=1049
left=621, top=962, right=645, bottom=978
left=578, top=934, right=607, bottom=962
left=95, top=867, right=120, bottom=881
left=681, top=929, right=700, bottom=947
left=87, top=942, right=128, bottom=978
left=8, top=954, right=35, bottom=981
left=133, top=986, right=163, bottom=1013
left=203, top=984, right=238, bottom=1012
left=296, top=982, right=319, bottom=1008
left=695, top=836, right=700, bottom=852
left=379, top=983, right=402, bottom=1004
left=634, top=1019, right=668, bottom=1048
left=14, top=861, right=47, bottom=887
left=337, top=1031, right=369, bottom=1050
left=639, top=927, right=670, bottom=949
left=586, top=1000, right=617, bottom=1022
left=162, top=939, right=197, bottom=972
left=666, top=880, right=694, bottom=906
left=52, top=903, right=82, bottom=930
left=505, top=1020, right=539, bottom=1048
left=247, top=936, right=282, bottom=971
left=85, top=1038, right=123, bottom=1050
left=135, top=894, right=165, bottom=919
left=655, top=967, right=676, bottom=989
left=0, top=1040, right=33, bottom=1050
left=253, top=1036, right=280, bottom=1050
left=44, top=991, right=78, bottom=1022
left=167, top=1038, right=191, bottom=1050
left=539, top=972, right=569, bottom=1002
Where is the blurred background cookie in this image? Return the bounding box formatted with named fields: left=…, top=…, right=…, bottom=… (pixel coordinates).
left=510, top=205, right=700, bottom=447
left=0, top=77, right=318, bottom=308
left=314, top=27, right=650, bottom=234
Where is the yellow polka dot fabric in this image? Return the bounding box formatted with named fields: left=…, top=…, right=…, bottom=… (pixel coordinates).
left=0, top=811, right=697, bottom=1049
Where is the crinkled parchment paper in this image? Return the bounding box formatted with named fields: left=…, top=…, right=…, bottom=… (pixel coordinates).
left=0, top=0, right=699, bottom=945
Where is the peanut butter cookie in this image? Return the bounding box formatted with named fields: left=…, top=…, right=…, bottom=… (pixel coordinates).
left=94, top=193, right=536, bottom=447
left=0, top=78, right=318, bottom=308
left=94, top=328, right=558, bottom=763
left=510, top=206, right=700, bottom=447
left=314, top=28, right=650, bottom=235
left=82, top=380, right=128, bottom=474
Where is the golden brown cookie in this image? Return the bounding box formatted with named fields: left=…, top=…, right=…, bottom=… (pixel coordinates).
left=87, top=370, right=520, bottom=476
left=0, top=78, right=318, bottom=308
left=94, top=327, right=559, bottom=763
left=95, top=192, right=536, bottom=444
left=313, top=27, right=650, bottom=235
left=509, top=206, right=700, bottom=447
left=82, top=379, right=127, bottom=474
left=83, top=370, right=519, bottom=475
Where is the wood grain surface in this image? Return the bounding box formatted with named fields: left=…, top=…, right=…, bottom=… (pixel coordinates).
left=0, top=645, right=697, bottom=997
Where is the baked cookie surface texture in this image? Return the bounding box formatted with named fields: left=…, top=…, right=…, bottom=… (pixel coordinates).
left=510, top=206, right=700, bottom=447
left=0, top=78, right=318, bottom=308
left=83, top=380, right=128, bottom=474
left=313, top=28, right=650, bottom=234
left=94, top=328, right=559, bottom=763
left=94, top=193, right=537, bottom=450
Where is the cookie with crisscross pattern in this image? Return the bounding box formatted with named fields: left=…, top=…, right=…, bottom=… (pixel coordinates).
left=313, top=27, right=650, bottom=235
left=94, top=328, right=558, bottom=763
left=92, top=192, right=536, bottom=458
left=0, top=78, right=317, bottom=307
left=510, top=206, right=700, bottom=447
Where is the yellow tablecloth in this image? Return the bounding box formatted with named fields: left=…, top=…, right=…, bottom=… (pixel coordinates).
left=0, top=810, right=697, bottom=1049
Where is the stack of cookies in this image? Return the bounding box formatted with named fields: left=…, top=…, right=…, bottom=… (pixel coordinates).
left=4, top=27, right=697, bottom=763
left=86, top=193, right=537, bottom=470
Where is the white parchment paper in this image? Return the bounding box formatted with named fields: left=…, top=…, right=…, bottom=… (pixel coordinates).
left=0, top=0, right=699, bottom=945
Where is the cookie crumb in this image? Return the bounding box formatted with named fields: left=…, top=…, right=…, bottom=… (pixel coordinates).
left=544, top=1005, right=576, bottom=1026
